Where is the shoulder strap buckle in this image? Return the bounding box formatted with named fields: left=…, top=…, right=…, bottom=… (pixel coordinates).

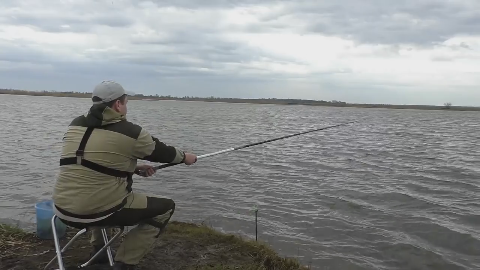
left=75, top=149, right=84, bottom=165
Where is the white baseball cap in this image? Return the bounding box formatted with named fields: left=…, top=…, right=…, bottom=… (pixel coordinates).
left=92, top=80, right=128, bottom=104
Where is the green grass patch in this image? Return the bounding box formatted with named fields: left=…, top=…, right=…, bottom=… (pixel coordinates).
left=167, top=221, right=307, bottom=270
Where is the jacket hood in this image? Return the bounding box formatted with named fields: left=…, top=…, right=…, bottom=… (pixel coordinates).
left=84, top=104, right=126, bottom=127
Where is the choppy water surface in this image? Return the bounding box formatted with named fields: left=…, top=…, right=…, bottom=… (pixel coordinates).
left=1, top=94, right=479, bottom=270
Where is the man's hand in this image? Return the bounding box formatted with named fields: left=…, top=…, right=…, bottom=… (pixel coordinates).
left=183, top=153, right=197, bottom=165
left=135, top=164, right=156, bottom=177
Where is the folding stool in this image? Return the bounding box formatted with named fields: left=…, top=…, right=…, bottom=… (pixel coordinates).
left=44, top=214, right=124, bottom=270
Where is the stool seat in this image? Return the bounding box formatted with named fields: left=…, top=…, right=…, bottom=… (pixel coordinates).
left=44, top=215, right=124, bottom=270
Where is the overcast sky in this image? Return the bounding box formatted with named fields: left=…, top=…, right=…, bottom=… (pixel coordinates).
left=0, top=0, right=479, bottom=105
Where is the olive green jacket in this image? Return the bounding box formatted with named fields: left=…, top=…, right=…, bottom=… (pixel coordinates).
left=52, top=104, right=184, bottom=220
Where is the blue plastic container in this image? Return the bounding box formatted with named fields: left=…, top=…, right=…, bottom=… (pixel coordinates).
left=35, top=200, right=66, bottom=239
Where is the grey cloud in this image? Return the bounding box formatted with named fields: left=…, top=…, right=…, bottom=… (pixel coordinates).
left=459, top=42, right=471, bottom=50
left=431, top=56, right=453, bottom=62
left=2, top=0, right=480, bottom=46
left=264, top=0, right=480, bottom=46
left=138, top=0, right=268, bottom=9
left=140, top=0, right=480, bottom=46
left=129, top=29, right=292, bottom=68
left=0, top=35, right=269, bottom=80
left=4, top=15, right=91, bottom=32
left=0, top=43, right=54, bottom=64
left=94, top=42, right=259, bottom=69
left=93, top=14, right=134, bottom=28
left=0, top=40, right=277, bottom=81
left=130, top=29, right=222, bottom=46
left=1, top=9, right=134, bottom=33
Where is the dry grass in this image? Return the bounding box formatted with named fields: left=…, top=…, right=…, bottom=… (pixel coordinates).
left=0, top=224, right=31, bottom=258
left=0, top=221, right=308, bottom=270
left=164, top=221, right=307, bottom=270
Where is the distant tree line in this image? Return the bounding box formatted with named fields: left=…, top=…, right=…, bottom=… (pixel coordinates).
left=0, top=89, right=90, bottom=98
left=0, top=88, right=476, bottom=111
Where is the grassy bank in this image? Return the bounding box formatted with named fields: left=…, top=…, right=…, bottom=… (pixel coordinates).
left=0, top=222, right=307, bottom=270
left=1, top=88, right=479, bottom=112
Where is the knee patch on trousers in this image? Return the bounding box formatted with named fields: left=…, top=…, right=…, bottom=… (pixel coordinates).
left=143, top=197, right=175, bottom=237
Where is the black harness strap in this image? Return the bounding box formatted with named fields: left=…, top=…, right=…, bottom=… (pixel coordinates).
left=76, top=126, right=94, bottom=164
left=60, top=127, right=133, bottom=182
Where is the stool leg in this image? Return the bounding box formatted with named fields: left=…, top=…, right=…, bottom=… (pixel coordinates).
left=101, top=228, right=115, bottom=266
left=44, top=222, right=87, bottom=270
left=50, top=215, right=65, bottom=270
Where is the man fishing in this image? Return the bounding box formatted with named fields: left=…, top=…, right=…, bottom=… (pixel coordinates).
left=52, top=80, right=197, bottom=270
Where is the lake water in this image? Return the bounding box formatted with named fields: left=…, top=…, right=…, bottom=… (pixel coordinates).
left=1, top=94, right=479, bottom=270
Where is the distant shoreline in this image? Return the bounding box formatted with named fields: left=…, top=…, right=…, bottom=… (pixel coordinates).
left=1, top=89, right=478, bottom=112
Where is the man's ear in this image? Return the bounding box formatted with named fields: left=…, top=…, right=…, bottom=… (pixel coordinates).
left=112, top=100, right=120, bottom=111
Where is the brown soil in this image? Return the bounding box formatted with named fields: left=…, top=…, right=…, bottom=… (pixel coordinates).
left=0, top=222, right=307, bottom=270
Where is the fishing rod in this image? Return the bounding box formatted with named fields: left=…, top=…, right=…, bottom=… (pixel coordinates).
left=137, top=121, right=355, bottom=176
